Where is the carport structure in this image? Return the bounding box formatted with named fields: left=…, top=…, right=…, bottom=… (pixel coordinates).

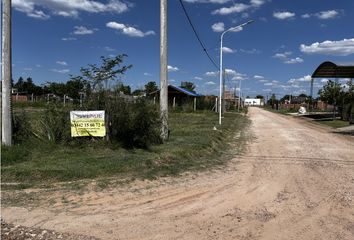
left=310, top=61, right=354, bottom=100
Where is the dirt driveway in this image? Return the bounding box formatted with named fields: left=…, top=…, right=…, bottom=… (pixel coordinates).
left=2, top=107, right=354, bottom=240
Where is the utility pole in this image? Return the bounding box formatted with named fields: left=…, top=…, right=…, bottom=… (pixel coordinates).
left=160, top=0, right=168, bottom=141
left=2, top=0, right=12, bottom=146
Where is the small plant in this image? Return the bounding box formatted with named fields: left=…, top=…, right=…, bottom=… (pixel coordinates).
left=32, top=104, right=71, bottom=143
left=12, top=110, right=31, bottom=143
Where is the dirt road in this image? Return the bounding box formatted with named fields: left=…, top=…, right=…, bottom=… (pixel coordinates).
left=2, top=107, right=354, bottom=240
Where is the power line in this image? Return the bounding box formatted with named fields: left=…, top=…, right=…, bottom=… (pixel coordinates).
left=178, top=0, right=219, bottom=70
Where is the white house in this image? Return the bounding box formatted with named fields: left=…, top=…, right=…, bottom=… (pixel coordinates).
left=244, top=98, right=263, bottom=106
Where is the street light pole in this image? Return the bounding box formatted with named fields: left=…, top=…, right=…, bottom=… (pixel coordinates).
left=219, top=20, right=254, bottom=125
left=238, top=79, right=242, bottom=112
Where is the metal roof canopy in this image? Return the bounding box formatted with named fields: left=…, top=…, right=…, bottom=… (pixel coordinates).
left=311, top=61, right=354, bottom=78
left=168, top=85, right=201, bottom=97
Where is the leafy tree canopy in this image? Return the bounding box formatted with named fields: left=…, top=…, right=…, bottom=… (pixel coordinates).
left=144, top=81, right=158, bottom=95
left=180, top=81, right=196, bottom=93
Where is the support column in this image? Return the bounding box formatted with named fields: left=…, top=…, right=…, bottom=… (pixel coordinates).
left=310, top=78, right=314, bottom=112
left=160, top=0, right=168, bottom=140
left=2, top=0, right=13, bottom=146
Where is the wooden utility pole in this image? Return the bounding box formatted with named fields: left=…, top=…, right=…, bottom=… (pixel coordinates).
left=160, top=0, right=168, bottom=141
left=2, top=0, right=12, bottom=146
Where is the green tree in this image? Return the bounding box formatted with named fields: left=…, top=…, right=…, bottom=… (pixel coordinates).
left=47, top=82, right=67, bottom=96
left=144, top=81, right=158, bottom=95
left=14, top=76, right=42, bottom=94
left=318, top=80, right=342, bottom=106
left=180, top=81, right=196, bottom=93
left=65, top=78, right=89, bottom=100
left=256, top=95, right=264, bottom=99
left=75, top=54, right=132, bottom=91
left=280, top=94, right=290, bottom=103
left=116, top=83, right=131, bottom=95
left=132, top=89, right=145, bottom=96
left=318, top=80, right=344, bottom=119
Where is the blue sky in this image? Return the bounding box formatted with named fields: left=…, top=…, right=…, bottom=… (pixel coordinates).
left=6, top=0, right=354, bottom=97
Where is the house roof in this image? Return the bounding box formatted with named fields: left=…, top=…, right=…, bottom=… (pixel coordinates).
left=312, top=61, right=354, bottom=78
left=168, top=85, right=201, bottom=97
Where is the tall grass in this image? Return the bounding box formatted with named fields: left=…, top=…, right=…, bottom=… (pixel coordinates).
left=2, top=111, right=250, bottom=186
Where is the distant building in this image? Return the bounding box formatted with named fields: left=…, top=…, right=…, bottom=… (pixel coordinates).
left=244, top=98, right=263, bottom=106
left=150, top=85, right=201, bottom=107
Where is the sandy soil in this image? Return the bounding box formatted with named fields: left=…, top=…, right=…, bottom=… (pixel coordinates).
left=2, top=107, right=354, bottom=240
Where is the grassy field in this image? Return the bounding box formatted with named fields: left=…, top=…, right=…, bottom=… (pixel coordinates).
left=2, top=110, right=250, bottom=189
left=314, top=119, right=350, bottom=128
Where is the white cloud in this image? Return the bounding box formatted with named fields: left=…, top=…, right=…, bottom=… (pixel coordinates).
left=52, top=69, right=70, bottom=74
left=254, top=75, right=264, bottom=79
left=273, top=51, right=292, bottom=59
left=264, top=82, right=274, bottom=86
left=273, top=11, right=295, bottom=20
left=183, top=0, right=231, bottom=4
left=273, top=51, right=303, bottom=64
left=13, top=0, right=130, bottom=19
left=316, top=10, right=338, bottom=19
left=28, top=10, right=50, bottom=19
left=167, top=65, right=179, bottom=72
left=321, top=79, right=329, bottom=83
left=258, top=79, right=268, bottom=83
left=194, top=77, right=203, bottom=80
left=222, top=47, right=236, bottom=53
left=35, top=64, right=42, bottom=68
left=104, top=46, right=115, bottom=51
left=240, top=48, right=260, bottom=54
left=250, top=0, right=266, bottom=7
left=56, top=61, right=68, bottom=66
left=205, top=71, right=219, bottom=77
left=302, top=10, right=339, bottom=20
left=225, top=69, right=237, bottom=76
left=300, top=38, right=354, bottom=56
left=144, top=72, right=152, bottom=76
left=106, top=22, right=155, bottom=38
left=285, top=57, right=304, bottom=64
left=23, top=67, right=33, bottom=71
left=62, top=37, right=77, bottom=41
left=212, top=3, right=250, bottom=15
left=211, top=22, right=225, bottom=32
left=205, top=81, right=216, bottom=85
left=221, top=68, right=248, bottom=81
left=73, top=26, right=96, bottom=35
left=288, top=75, right=312, bottom=84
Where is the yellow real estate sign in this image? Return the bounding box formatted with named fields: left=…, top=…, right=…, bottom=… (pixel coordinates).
left=70, top=111, right=106, bottom=137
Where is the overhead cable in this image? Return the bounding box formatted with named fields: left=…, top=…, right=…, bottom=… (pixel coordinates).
left=178, top=0, right=219, bottom=70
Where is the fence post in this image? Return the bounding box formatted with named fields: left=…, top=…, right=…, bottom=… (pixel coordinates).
left=173, top=97, right=176, bottom=108
left=194, top=97, right=196, bottom=111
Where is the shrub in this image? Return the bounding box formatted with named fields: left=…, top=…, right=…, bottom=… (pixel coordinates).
left=107, top=98, right=161, bottom=148
left=12, top=110, right=31, bottom=143
left=32, top=104, right=71, bottom=143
